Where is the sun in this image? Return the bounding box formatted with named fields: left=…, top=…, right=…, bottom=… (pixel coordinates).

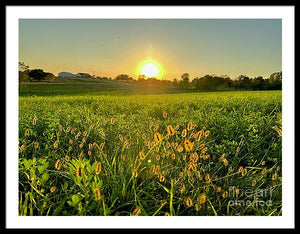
left=141, top=63, right=159, bottom=78
left=137, top=59, right=164, bottom=79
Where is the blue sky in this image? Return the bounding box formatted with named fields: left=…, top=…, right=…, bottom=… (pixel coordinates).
left=19, top=19, right=282, bottom=79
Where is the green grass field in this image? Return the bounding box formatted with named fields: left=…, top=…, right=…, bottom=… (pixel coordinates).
left=18, top=85, right=282, bottom=216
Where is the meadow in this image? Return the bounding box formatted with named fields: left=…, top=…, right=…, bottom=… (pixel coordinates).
left=18, top=89, right=282, bottom=216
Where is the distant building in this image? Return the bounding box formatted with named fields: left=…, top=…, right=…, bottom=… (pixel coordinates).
left=75, top=73, right=91, bottom=78
left=58, top=72, right=91, bottom=78
left=58, top=72, right=75, bottom=78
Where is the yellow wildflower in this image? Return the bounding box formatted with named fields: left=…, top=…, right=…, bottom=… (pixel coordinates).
left=154, top=132, right=162, bottom=143
left=94, top=187, right=102, bottom=201
left=95, top=162, right=102, bottom=175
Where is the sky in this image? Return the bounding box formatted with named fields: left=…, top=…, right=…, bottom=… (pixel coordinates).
left=19, top=19, right=282, bottom=80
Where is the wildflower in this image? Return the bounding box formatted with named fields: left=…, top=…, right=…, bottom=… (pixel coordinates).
left=185, top=197, right=193, bottom=207
left=100, top=130, right=106, bottom=137
left=167, top=125, right=175, bottom=136
left=57, top=131, right=61, bottom=137
left=228, top=167, right=233, bottom=172
left=67, top=114, right=71, bottom=119
left=238, top=166, right=244, bottom=173
left=261, top=161, right=266, bottom=166
left=76, top=166, right=84, bottom=177
left=131, top=207, right=141, bottom=216
left=184, top=139, right=193, bottom=152
left=50, top=186, right=56, bottom=193
left=272, top=173, right=277, bottom=180
left=163, top=111, right=168, bottom=119
left=241, top=168, right=247, bottom=176
left=222, top=191, right=229, bottom=198
left=198, top=143, right=205, bottom=150
left=150, top=164, right=156, bottom=174
left=33, top=141, right=39, bottom=149
left=236, top=147, right=240, bottom=152
left=190, top=153, right=199, bottom=162
left=53, top=140, right=59, bottom=148
left=155, top=165, right=160, bottom=175
left=272, top=125, right=282, bottom=136
left=223, top=159, right=229, bottom=166
left=32, top=116, right=38, bottom=125
left=110, top=117, right=115, bottom=124
left=204, top=130, right=210, bottom=137
left=159, top=174, right=165, bottom=182
left=198, top=193, right=207, bottom=205
left=139, top=151, right=146, bottom=160
left=88, top=150, right=92, bottom=156
left=217, top=187, right=222, bottom=193
left=201, top=147, right=208, bottom=154
left=66, top=126, right=71, bottom=133
left=24, top=128, right=30, bottom=136
left=153, top=125, right=159, bottom=132
left=156, top=154, right=160, bottom=161
left=181, top=129, right=187, bottom=138
left=177, top=145, right=184, bottom=153
left=95, top=162, right=102, bottom=175
left=196, top=130, right=204, bottom=141
left=277, top=129, right=282, bottom=136
left=197, top=171, right=203, bottom=180
left=189, top=162, right=197, bottom=172
left=118, top=133, right=124, bottom=142
left=79, top=143, right=84, bottom=149
left=164, top=212, right=170, bottom=216
left=195, top=203, right=201, bottom=212
left=132, top=169, right=138, bottom=178
left=182, top=154, right=187, bottom=161
left=187, top=121, right=194, bottom=131
left=65, top=155, right=70, bottom=161
left=124, top=140, right=130, bottom=149
left=202, top=154, right=210, bottom=160
left=82, top=137, right=86, bottom=143
left=83, top=130, right=88, bottom=137
left=100, top=142, right=105, bottom=150
left=180, top=184, right=186, bottom=194
left=89, top=124, right=94, bottom=129
left=154, top=132, right=162, bottom=143
left=204, top=173, right=211, bottom=182
left=252, top=179, right=257, bottom=187
left=94, top=187, right=102, bottom=201
left=93, top=142, right=99, bottom=148
left=54, top=159, right=62, bottom=170
left=19, top=144, right=26, bottom=152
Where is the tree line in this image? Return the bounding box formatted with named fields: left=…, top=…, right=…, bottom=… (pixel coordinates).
left=19, top=62, right=55, bottom=82
left=19, top=62, right=281, bottom=90
left=114, top=72, right=282, bottom=91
